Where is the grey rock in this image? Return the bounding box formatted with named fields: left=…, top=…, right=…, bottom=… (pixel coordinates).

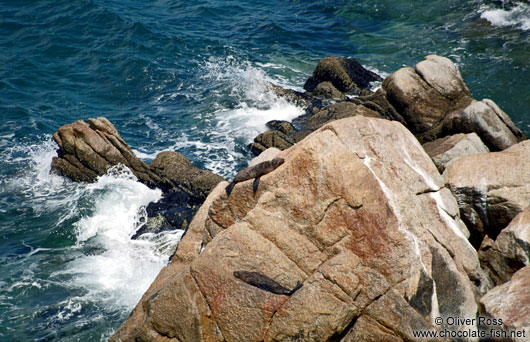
left=423, top=133, right=490, bottom=173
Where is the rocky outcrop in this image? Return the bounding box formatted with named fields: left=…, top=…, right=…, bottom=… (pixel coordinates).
left=110, top=116, right=491, bottom=342
left=249, top=92, right=398, bottom=154
left=51, top=117, right=224, bottom=233
left=481, top=265, right=530, bottom=336
left=254, top=55, right=524, bottom=157
left=382, top=55, right=472, bottom=142
left=423, top=133, right=489, bottom=173
left=382, top=55, right=525, bottom=149
left=303, top=56, right=382, bottom=94
left=444, top=140, right=530, bottom=247
left=51, top=117, right=164, bottom=188
left=479, top=207, right=530, bottom=284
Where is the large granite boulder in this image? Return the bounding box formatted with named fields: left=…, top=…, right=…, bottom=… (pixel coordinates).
left=382, top=55, right=472, bottom=141
left=111, top=116, right=491, bottom=342
left=460, top=99, right=526, bottom=151
left=479, top=207, right=530, bottom=284
left=303, top=56, right=382, bottom=94
left=444, top=140, right=530, bottom=247
left=383, top=55, right=525, bottom=149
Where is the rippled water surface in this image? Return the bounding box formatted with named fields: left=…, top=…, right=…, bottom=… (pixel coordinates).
left=1, top=1, right=528, bottom=340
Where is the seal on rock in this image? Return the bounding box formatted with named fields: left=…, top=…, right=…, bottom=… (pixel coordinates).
left=225, top=157, right=285, bottom=196
left=233, top=271, right=302, bottom=295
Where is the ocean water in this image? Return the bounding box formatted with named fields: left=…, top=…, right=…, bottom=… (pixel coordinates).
left=0, top=0, right=528, bottom=340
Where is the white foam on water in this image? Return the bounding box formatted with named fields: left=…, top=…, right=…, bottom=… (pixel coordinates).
left=131, top=148, right=161, bottom=161
left=169, top=56, right=305, bottom=177
left=366, top=67, right=389, bottom=92
left=2, top=139, right=183, bottom=312
left=480, top=2, right=530, bottom=31
left=61, top=165, right=184, bottom=309
left=0, top=138, right=85, bottom=224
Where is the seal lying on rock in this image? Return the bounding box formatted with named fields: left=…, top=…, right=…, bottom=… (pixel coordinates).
left=234, top=271, right=302, bottom=295
left=225, top=157, right=285, bottom=196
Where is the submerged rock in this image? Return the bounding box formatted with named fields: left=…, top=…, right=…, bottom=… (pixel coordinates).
left=110, top=116, right=490, bottom=342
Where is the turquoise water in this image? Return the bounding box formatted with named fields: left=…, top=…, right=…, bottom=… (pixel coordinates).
left=1, top=1, right=528, bottom=341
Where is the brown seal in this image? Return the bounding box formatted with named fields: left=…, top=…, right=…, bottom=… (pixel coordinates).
left=225, top=157, right=285, bottom=196
left=233, top=271, right=302, bottom=295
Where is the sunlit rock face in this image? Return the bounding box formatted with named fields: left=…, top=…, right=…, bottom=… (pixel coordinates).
left=111, top=116, right=490, bottom=342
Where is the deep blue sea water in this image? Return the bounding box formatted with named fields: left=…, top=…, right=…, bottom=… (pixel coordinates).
left=0, top=1, right=528, bottom=341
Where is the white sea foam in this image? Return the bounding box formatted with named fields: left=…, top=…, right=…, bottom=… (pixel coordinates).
left=3, top=139, right=183, bottom=311
left=480, top=2, right=530, bottom=31
left=168, top=56, right=305, bottom=177
left=62, top=165, right=184, bottom=308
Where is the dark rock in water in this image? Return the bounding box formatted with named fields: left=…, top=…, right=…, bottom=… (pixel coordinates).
left=303, top=56, right=382, bottom=93
left=233, top=271, right=302, bottom=295
left=268, top=83, right=316, bottom=109
left=249, top=60, right=403, bottom=156
left=266, top=120, right=296, bottom=136
left=248, top=130, right=295, bottom=154
left=248, top=98, right=391, bottom=155
left=143, top=189, right=199, bottom=230
left=248, top=120, right=312, bottom=155
left=310, top=81, right=346, bottom=100
left=131, top=214, right=171, bottom=240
